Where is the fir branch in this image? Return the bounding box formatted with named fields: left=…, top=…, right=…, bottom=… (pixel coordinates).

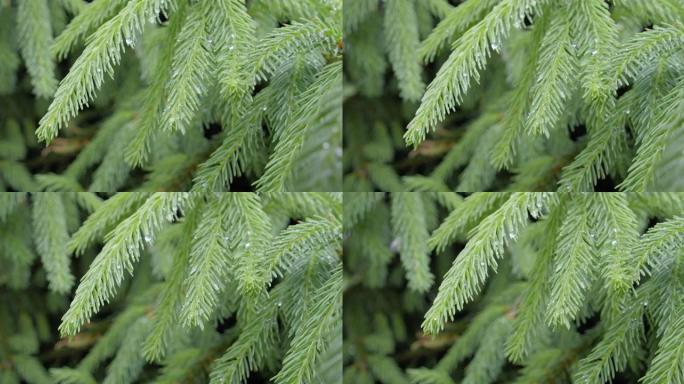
left=51, top=0, right=128, bottom=59
left=590, top=193, right=639, bottom=306
left=634, top=216, right=684, bottom=278
left=546, top=194, right=595, bottom=329
left=77, top=305, right=148, bottom=372
left=404, top=0, right=548, bottom=146
left=17, top=0, right=57, bottom=98
left=226, top=193, right=273, bottom=295
left=161, top=1, right=212, bottom=134
left=191, top=102, right=264, bottom=192
left=640, top=303, right=684, bottom=384
left=613, top=24, right=684, bottom=89
left=256, top=60, right=342, bottom=191
left=273, top=267, right=342, bottom=384
left=574, top=293, right=646, bottom=384
left=32, top=193, right=73, bottom=293
left=505, top=197, right=564, bottom=361
left=419, top=0, right=500, bottom=63
left=423, top=193, right=555, bottom=334
left=144, top=203, right=201, bottom=361
left=391, top=193, right=434, bottom=293
left=383, top=0, right=425, bottom=101
left=59, top=192, right=192, bottom=336
left=367, top=354, right=410, bottom=384
left=37, top=0, right=173, bottom=143
left=251, top=18, right=339, bottom=83
left=179, top=195, right=233, bottom=329
left=524, top=5, right=577, bottom=137
left=68, top=192, right=152, bottom=256
left=619, top=77, right=684, bottom=191
left=264, top=215, right=342, bottom=285
left=124, top=3, right=185, bottom=167
left=210, top=0, right=256, bottom=103
left=429, top=192, right=510, bottom=254
left=208, top=292, right=280, bottom=384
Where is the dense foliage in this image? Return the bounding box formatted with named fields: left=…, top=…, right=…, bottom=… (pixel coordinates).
left=1, top=0, right=341, bottom=192
left=0, top=192, right=342, bottom=383
left=343, top=0, right=684, bottom=192
left=344, top=192, right=684, bottom=384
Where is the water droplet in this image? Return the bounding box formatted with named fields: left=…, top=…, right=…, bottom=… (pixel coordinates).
left=591, top=50, right=598, bottom=56
left=96, top=68, right=102, bottom=73
left=508, top=232, right=517, bottom=240
left=190, top=266, right=197, bottom=274
left=335, top=147, right=342, bottom=158
left=262, top=106, right=268, bottom=112
left=611, top=240, right=618, bottom=246
left=390, top=237, right=401, bottom=252
left=480, top=261, right=486, bottom=266
left=228, top=45, right=235, bottom=51
left=490, top=42, right=500, bottom=52
left=642, top=301, right=648, bottom=307
left=125, top=37, right=134, bottom=46
left=277, top=302, right=282, bottom=307
left=625, top=109, right=631, bottom=115
left=322, top=142, right=330, bottom=150
left=244, top=242, right=251, bottom=248
left=144, top=234, right=153, bottom=243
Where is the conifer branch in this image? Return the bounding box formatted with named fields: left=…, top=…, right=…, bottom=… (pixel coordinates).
left=144, top=204, right=202, bottom=361
left=51, top=0, right=127, bottom=60
left=59, top=192, right=192, bottom=336
left=256, top=60, right=342, bottom=191
left=391, top=193, right=433, bottom=293
left=546, top=195, right=595, bottom=329
left=124, top=2, right=186, bottom=167
left=68, top=192, right=152, bottom=256
left=161, top=1, right=212, bottom=134
left=264, top=215, right=342, bottom=285
left=423, top=193, right=555, bottom=334
left=383, top=0, right=425, bottom=101
left=429, top=192, right=509, bottom=253
left=404, top=0, right=548, bottom=147
left=525, top=5, right=576, bottom=137
left=17, top=0, right=58, bottom=98
left=32, top=193, right=73, bottom=293
left=418, top=0, right=500, bottom=64
left=506, top=197, right=564, bottom=361
left=179, top=195, right=233, bottom=329
left=37, top=0, right=173, bottom=143
left=273, top=267, right=342, bottom=384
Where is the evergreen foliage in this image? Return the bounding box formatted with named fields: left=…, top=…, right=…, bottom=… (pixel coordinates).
left=344, top=0, right=684, bottom=191
left=0, top=192, right=342, bottom=383
left=1, top=0, right=341, bottom=191
left=344, top=191, right=684, bottom=383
